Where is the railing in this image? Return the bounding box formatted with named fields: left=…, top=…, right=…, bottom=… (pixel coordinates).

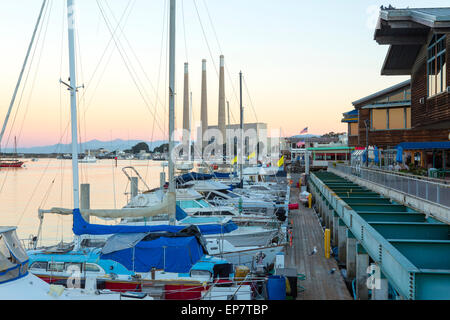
left=332, top=164, right=450, bottom=208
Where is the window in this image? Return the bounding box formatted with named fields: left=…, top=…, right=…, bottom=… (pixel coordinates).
left=190, top=270, right=212, bottom=278
left=371, top=109, right=388, bottom=130
left=64, top=262, right=82, bottom=272
left=405, top=108, right=411, bottom=128
left=374, top=88, right=410, bottom=104
left=47, top=262, right=64, bottom=272
left=388, top=90, right=406, bottom=102
left=371, top=107, right=411, bottom=130
left=30, top=261, right=47, bottom=270
left=388, top=108, right=404, bottom=129
left=197, top=199, right=211, bottom=208
left=427, top=34, right=447, bottom=97
left=178, top=200, right=202, bottom=209
left=349, top=123, right=358, bottom=136
left=84, top=263, right=102, bottom=273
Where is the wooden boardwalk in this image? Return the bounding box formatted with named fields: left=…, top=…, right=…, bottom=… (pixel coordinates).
left=285, top=187, right=352, bottom=300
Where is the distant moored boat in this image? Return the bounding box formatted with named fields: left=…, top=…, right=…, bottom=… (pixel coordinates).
left=0, top=159, right=24, bottom=168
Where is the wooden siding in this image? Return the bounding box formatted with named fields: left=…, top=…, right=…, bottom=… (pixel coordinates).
left=411, top=33, right=450, bottom=128
left=350, top=105, right=449, bottom=149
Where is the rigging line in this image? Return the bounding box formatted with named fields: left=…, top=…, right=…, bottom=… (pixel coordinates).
left=192, top=0, right=219, bottom=77
left=197, top=0, right=239, bottom=123
left=80, top=0, right=134, bottom=110
left=103, top=0, right=168, bottom=112
left=110, top=132, right=117, bottom=209
left=181, top=0, right=189, bottom=63
left=96, top=0, right=166, bottom=134
left=201, top=0, right=222, bottom=55
left=75, top=12, right=89, bottom=184
left=145, top=0, right=169, bottom=182
left=15, top=155, right=56, bottom=226
left=1, top=0, right=50, bottom=153
left=16, top=0, right=54, bottom=156
left=59, top=0, right=66, bottom=208
left=0, top=1, right=50, bottom=196
left=0, top=0, right=48, bottom=150
left=103, top=0, right=168, bottom=156
left=243, top=77, right=259, bottom=123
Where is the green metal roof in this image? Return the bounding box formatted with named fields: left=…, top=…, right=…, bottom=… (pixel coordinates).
left=307, top=146, right=354, bottom=151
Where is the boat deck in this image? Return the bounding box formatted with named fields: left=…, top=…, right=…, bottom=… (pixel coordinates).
left=285, top=186, right=352, bottom=300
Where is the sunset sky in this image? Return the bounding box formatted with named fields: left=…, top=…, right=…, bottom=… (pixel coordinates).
left=0, top=0, right=448, bottom=149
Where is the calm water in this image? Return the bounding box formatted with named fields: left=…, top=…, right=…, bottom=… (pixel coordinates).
left=0, top=159, right=165, bottom=245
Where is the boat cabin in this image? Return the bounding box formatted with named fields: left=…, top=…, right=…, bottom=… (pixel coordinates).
left=0, top=227, right=29, bottom=284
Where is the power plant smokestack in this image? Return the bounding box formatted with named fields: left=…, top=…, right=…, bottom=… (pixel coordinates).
left=218, top=55, right=226, bottom=151
left=201, top=59, right=208, bottom=147
left=182, top=62, right=190, bottom=154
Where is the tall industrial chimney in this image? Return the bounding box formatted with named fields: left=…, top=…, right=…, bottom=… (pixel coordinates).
left=218, top=55, right=226, bottom=149
left=201, top=59, right=208, bottom=146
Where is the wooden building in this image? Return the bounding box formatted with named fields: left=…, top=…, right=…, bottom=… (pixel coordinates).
left=343, top=7, right=450, bottom=170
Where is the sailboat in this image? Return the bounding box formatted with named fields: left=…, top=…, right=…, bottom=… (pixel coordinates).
left=0, top=137, right=24, bottom=168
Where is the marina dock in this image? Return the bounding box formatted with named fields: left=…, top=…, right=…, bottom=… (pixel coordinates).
left=285, top=185, right=352, bottom=300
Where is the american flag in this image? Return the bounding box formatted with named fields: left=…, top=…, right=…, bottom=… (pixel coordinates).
left=300, top=127, right=308, bottom=134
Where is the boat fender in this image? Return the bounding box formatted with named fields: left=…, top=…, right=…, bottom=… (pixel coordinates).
left=48, top=285, right=65, bottom=298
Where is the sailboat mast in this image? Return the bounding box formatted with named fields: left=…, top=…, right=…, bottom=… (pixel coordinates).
left=67, top=0, right=80, bottom=209
left=189, top=91, right=193, bottom=161
left=239, top=71, right=244, bottom=187
left=168, top=0, right=176, bottom=225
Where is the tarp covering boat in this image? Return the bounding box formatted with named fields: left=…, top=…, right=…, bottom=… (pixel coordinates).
left=101, top=235, right=205, bottom=273
left=45, top=192, right=176, bottom=219
left=212, top=172, right=233, bottom=179
left=72, top=209, right=238, bottom=236
left=175, top=172, right=214, bottom=185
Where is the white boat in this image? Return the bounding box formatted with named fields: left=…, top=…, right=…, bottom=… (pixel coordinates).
left=205, top=238, right=285, bottom=268
left=0, top=226, right=151, bottom=300
left=203, top=225, right=279, bottom=247
left=79, top=151, right=97, bottom=164
left=176, top=161, right=194, bottom=171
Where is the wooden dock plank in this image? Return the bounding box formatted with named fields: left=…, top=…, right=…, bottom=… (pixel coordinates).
left=285, top=187, right=352, bottom=300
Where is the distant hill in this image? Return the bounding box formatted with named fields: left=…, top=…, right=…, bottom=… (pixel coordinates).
left=289, top=134, right=321, bottom=139
left=4, top=139, right=168, bottom=154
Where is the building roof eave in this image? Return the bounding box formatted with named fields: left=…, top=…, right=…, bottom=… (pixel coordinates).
left=352, top=79, right=411, bottom=106
left=375, top=8, right=450, bottom=76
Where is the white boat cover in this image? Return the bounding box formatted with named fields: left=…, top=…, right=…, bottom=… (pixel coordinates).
left=45, top=192, right=176, bottom=219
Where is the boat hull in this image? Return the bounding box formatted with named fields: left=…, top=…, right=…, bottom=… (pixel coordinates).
left=206, top=229, right=278, bottom=247
left=34, top=274, right=211, bottom=300
left=211, top=245, right=285, bottom=268
left=0, top=161, right=24, bottom=168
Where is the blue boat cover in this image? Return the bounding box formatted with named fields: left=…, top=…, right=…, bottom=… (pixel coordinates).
left=175, top=172, right=214, bottom=184
left=276, top=169, right=287, bottom=177
left=397, top=141, right=450, bottom=150
left=213, top=172, right=233, bottom=179
left=72, top=209, right=238, bottom=236
left=101, top=235, right=205, bottom=273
